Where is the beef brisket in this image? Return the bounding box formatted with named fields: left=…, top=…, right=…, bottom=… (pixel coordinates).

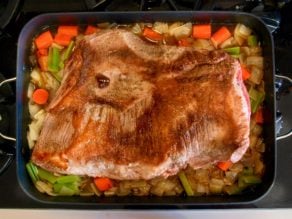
left=31, top=29, right=250, bottom=180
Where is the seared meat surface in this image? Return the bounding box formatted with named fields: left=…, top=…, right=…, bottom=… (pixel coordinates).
left=31, top=29, right=250, bottom=180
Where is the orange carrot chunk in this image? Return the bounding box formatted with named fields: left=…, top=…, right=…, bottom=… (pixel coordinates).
left=54, top=33, right=72, bottom=46
left=32, top=88, right=49, bottom=105
left=241, top=64, right=251, bottom=81
left=255, top=107, right=264, bottom=124
left=57, top=25, right=78, bottom=37
left=94, top=177, right=113, bottom=192
left=217, top=160, right=233, bottom=171
left=84, top=25, right=99, bottom=35
left=36, top=48, right=48, bottom=58
left=211, top=26, right=231, bottom=48
left=192, top=24, right=211, bottom=39
left=142, top=27, right=163, bottom=41
left=38, top=56, right=48, bottom=72
left=178, top=38, right=191, bottom=47
left=34, top=31, right=54, bottom=50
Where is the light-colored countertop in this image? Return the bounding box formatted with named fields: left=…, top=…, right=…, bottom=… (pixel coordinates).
left=1, top=209, right=292, bottom=219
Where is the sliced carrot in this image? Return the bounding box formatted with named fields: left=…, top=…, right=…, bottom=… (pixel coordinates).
left=211, top=26, right=231, bottom=48
left=38, top=55, right=48, bottom=72
left=84, top=25, right=100, bottom=35
left=240, top=64, right=251, bottom=81
left=192, top=24, right=211, bottom=39
left=57, top=26, right=78, bottom=37
left=54, top=33, right=72, bottom=46
left=217, top=160, right=233, bottom=171
left=142, top=27, right=163, bottom=41
left=34, top=31, right=54, bottom=50
left=94, top=177, right=113, bottom=192
left=36, top=48, right=48, bottom=58
left=255, top=107, right=264, bottom=124
left=32, top=88, right=49, bottom=105
left=178, top=38, right=191, bottom=47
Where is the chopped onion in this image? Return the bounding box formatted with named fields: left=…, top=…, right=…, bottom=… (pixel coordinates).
left=246, top=56, right=264, bottom=69
left=219, top=37, right=237, bottom=49
left=153, top=22, right=169, bottom=34
left=169, top=22, right=192, bottom=40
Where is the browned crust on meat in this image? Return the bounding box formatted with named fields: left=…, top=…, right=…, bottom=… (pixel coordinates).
left=31, top=29, right=250, bottom=180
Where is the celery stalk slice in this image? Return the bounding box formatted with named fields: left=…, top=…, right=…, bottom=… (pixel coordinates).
left=178, top=172, right=194, bottom=196
left=224, top=47, right=240, bottom=55
left=37, top=168, right=58, bottom=184
left=56, top=175, right=81, bottom=184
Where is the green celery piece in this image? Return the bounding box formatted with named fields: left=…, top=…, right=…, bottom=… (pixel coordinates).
left=238, top=177, right=248, bottom=189
left=249, top=87, right=265, bottom=113
left=248, top=87, right=258, bottom=101
left=224, top=47, right=240, bottom=55
left=178, top=172, right=194, bottom=196
left=54, top=182, right=80, bottom=195
left=56, top=175, right=81, bottom=184
left=241, top=175, right=262, bottom=184
left=26, top=162, right=39, bottom=184
left=59, top=41, right=75, bottom=70
left=37, top=168, right=58, bottom=184
left=63, top=40, right=75, bottom=61
left=53, top=183, right=63, bottom=193
left=224, top=185, right=243, bottom=195
left=248, top=35, right=258, bottom=47
left=58, top=185, right=76, bottom=196
left=48, top=47, right=61, bottom=73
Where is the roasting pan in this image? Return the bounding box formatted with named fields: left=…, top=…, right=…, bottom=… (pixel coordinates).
left=8, top=11, right=281, bottom=208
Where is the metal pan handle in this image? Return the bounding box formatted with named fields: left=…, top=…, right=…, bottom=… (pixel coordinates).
left=275, top=74, right=292, bottom=141
left=0, top=77, right=16, bottom=142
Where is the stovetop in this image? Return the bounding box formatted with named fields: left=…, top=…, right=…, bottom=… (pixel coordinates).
left=0, top=0, right=291, bottom=209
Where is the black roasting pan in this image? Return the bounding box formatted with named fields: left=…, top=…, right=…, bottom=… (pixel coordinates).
left=15, top=11, right=276, bottom=208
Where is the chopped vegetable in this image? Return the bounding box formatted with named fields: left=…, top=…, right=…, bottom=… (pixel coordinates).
left=224, top=184, right=243, bottom=195
left=178, top=38, right=191, bottom=47
left=153, top=22, right=169, bottom=34
left=224, top=46, right=240, bottom=55
left=255, top=107, right=264, bottom=124
left=192, top=24, right=211, bottom=39
left=37, top=56, right=48, bottom=72
left=246, top=56, right=264, bottom=69
left=48, top=47, right=61, bottom=73
left=240, top=64, right=251, bottom=81
left=249, top=66, right=263, bottom=85
left=56, top=175, right=81, bottom=184
left=248, top=35, right=258, bottom=47
left=54, top=183, right=78, bottom=196
left=235, top=24, right=252, bottom=39
left=37, top=49, right=48, bottom=57
left=38, top=168, right=58, bottom=184
left=94, top=177, right=113, bottom=192
left=34, top=30, right=54, bottom=50
left=32, top=88, right=49, bottom=105
left=211, top=26, right=231, bottom=48
left=26, top=162, right=39, bottom=184
left=217, top=160, right=233, bottom=171
left=62, top=40, right=75, bottom=61
left=143, top=27, right=163, bottom=42
left=54, top=33, right=72, bottom=46
left=178, top=172, right=194, bottom=196
left=249, top=87, right=265, bottom=113
left=169, top=22, right=192, bottom=40
left=219, top=37, right=236, bottom=49
left=57, top=25, right=78, bottom=37
left=84, top=25, right=99, bottom=35
left=240, top=175, right=262, bottom=184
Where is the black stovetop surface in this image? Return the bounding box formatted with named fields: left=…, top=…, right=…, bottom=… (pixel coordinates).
left=0, top=0, right=291, bottom=209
